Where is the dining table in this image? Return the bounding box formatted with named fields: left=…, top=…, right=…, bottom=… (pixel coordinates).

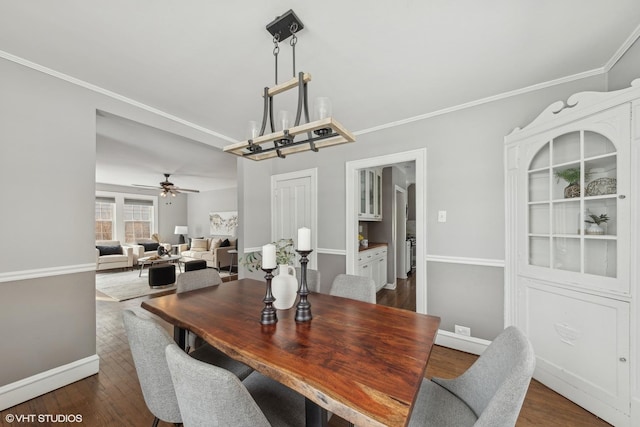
left=141, top=278, right=440, bottom=427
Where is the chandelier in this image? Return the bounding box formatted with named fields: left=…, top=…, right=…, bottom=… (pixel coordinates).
left=223, top=10, right=355, bottom=160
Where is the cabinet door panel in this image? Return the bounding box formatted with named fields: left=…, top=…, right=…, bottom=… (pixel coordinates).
left=519, top=279, right=629, bottom=418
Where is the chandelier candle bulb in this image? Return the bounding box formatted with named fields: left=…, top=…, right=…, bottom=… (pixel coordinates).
left=262, top=244, right=277, bottom=269
left=277, top=111, right=291, bottom=132
left=298, top=227, right=311, bottom=251
left=247, top=121, right=260, bottom=140
left=313, top=97, right=332, bottom=121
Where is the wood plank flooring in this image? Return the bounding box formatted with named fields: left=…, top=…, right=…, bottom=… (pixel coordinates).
left=0, top=271, right=611, bottom=426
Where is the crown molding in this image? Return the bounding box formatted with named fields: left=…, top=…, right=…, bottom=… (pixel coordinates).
left=604, top=22, right=640, bottom=72
left=0, top=49, right=236, bottom=145
left=354, top=67, right=605, bottom=137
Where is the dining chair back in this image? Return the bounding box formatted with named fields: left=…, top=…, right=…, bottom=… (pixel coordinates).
left=166, top=344, right=306, bottom=427
left=176, top=268, right=222, bottom=293
left=175, top=270, right=254, bottom=380
left=409, top=326, right=535, bottom=427
left=329, top=273, right=376, bottom=303
left=122, top=309, right=182, bottom=427
left=295, top=267, right=321, bottom=293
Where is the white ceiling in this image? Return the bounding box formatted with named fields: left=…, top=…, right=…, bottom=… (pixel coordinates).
left=2, top=1, right=639, bottom=191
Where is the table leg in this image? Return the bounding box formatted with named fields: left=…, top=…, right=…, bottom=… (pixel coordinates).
left=138, top=263, right=144, bottom=277
left=305, top=398, right=328, bottom=427
left=173, top=325, right=187, bottom=352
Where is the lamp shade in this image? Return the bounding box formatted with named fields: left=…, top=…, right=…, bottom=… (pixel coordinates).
left=174, top=226, right=188, bottom=235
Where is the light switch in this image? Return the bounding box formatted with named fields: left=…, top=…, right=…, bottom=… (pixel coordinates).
left=438, top=211, right=447, bottom=222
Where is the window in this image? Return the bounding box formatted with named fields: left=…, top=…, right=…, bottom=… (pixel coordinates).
left=124, top=199, right=154, bottom=243
left=95, top=197, right=115, bottom=240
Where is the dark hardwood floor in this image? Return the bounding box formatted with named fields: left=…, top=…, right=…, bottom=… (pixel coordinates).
left=0, top=271, right=611, bottom=426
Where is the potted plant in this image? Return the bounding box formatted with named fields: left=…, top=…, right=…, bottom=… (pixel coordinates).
left=240, top=238, right=295, bottom=272
left=585, top=213, right=609, bottom=235
left=554, top=167, right=591, bottom=198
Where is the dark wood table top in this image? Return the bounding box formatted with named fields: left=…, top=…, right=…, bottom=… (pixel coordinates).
left=141, top=278, right=440, bottom=427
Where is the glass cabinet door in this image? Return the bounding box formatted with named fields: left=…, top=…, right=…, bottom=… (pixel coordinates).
left=527, top=131, right=618, bottom=279
left=359, top=170, right=366, bottom=215
left=368, top=170, right=375, bottom=215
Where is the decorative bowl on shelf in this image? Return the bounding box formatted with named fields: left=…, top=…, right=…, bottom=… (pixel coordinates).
left=586, top=177, right=616, bottom=196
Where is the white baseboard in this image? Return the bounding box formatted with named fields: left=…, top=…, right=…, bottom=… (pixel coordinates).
left=0, top=355, right=99, bottom=411
left=383, top=282, right=396, bottom=290
left=434, top=330, right=491, bottom=356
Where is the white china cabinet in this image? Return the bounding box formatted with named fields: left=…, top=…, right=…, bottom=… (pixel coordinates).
left=504, top=80, right=640, bottom=426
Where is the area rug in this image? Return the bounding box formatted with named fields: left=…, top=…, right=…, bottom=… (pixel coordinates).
left=96, top=269, right=235, bottom=302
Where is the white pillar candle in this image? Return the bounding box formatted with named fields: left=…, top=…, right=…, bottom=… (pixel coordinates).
left=262, top=244, right=277, bottom=269
left=298, top=227, right=311, bottom=251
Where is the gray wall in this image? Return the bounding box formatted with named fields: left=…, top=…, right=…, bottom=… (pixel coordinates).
left=608, top=38, right=640, bottom=90
left=187, top=187, right=237, bottom=239
left=238, top=74, right=607, bottom=340
left=0, top=55, right=226, bottom=391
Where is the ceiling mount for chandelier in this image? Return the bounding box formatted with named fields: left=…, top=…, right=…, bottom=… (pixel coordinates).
left=223, top=9, right=355, bottom=161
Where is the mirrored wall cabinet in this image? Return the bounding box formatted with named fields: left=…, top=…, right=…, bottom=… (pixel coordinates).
left=505, top=80, right=640, bottom=427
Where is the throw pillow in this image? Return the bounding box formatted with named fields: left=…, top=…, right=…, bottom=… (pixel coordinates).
left=220, top=239, right=231, bottom=247
left=210, top=238, right=223, bottom=250
left=139, top=242, right=160, bottom=252
left=191, top=238, right=208, bottom=252
left=188, top=237, right=204, bottom=250
left=96, top=245, right=122, bottom=256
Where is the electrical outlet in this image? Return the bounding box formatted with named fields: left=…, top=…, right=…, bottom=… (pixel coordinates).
left=438, top=210, right=447, bottom=222
left=455, top=325, right=471, bottom=337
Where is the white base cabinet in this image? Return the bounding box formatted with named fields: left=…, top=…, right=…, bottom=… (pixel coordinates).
left=358, top=246, right=387, bottom=291
left=505, top=80, right=640, bottom=426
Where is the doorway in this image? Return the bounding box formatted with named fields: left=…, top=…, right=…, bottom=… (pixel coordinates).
left=346, top=149, right=427, bottom=314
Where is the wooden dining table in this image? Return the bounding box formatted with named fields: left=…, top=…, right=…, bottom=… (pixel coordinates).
left=141, top=278, right=440, bottom=427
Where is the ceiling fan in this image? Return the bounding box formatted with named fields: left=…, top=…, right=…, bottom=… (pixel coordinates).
left=132, top=173, right=200, bottom=197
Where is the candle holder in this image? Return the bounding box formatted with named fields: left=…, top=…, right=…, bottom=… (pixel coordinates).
left=260, top=268, right=278, bottom=325
left=295, top=249, right=313, bottom=322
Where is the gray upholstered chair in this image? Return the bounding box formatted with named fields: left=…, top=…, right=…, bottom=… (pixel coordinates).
left=166, top=344, right=305, bottom=427
left=122, top=310, right=255, bottom=426
left=176, top=268, right=223, bottom=293
left=176, top=268, right=223, bottom=352
left=329, top=273, right=376, bottom=303
left=295, top=267, right=321, bottom=293
left=175, top=269, right=254, bottom=379
left=408, top=326, right=536, bottom=427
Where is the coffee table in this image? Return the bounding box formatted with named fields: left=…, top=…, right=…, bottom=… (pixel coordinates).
left=137, top=254, right=182, bottom=277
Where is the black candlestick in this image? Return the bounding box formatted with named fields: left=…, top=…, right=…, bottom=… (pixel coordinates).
left=260, top=268, right=278, bottom=325
left=295, top=249, right=313, bottom=322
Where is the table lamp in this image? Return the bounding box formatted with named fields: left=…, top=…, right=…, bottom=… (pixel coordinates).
left=174, top=226, right=188, bottom=244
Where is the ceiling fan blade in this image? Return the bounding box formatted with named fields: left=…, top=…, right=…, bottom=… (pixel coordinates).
left=173, top=187, right=200, bottom=193
left=132, top=184, right=162, bottom=189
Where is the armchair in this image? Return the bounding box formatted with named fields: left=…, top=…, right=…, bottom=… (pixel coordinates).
left=130, top=239, right=172, bottom=263
left=95, top=240, right=133, bottom=271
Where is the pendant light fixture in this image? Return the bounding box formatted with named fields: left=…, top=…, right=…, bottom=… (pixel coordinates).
left=223, top=10, right=355, bottom=160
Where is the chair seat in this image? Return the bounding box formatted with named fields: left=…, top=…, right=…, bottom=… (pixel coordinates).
left=242, top=371, right=306, bottom=427
left=190, top=343, right=253, bottom=381
left=408, top=379, right=478, bottom=427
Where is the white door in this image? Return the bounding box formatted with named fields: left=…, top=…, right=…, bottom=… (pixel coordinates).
left=271, top=169, right=317, bottom=269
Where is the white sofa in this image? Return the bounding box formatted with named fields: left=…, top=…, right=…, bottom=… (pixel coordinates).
left=179, top=237, right=236, bottom=270
left=95, top=240, right=133, bottom=271
left=129, top=239, right=172, bottom=263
